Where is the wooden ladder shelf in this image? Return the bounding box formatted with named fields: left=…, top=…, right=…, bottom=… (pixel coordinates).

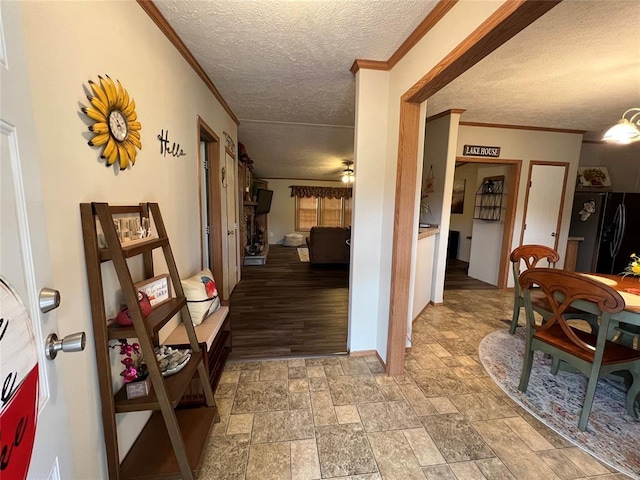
left=80, top=202, right=217, bottom=480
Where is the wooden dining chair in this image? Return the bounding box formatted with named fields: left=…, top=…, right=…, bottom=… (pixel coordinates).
left=509, top=244, right=597, bottom=335
left=518, top=268, right=640, bottom=431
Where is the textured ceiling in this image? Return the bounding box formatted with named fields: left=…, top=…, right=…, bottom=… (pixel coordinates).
left=155, top=0, right=438, bottom=179
left=427, top=0, right=640, bottom=141
left=155, top=0, right=640, bottom=180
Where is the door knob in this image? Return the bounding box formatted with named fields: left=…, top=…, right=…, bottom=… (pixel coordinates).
left=39, top=287, right=60, bottom=313
left=46, top=332, right=86, bottom=360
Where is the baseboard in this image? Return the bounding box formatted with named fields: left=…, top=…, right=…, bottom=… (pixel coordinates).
left=412, top=302, right=432, bottom=323
left=349, top=349, right=377, bottom=357
left=429, top=301, right=444, bottom=306
left=375, top=351, right=387, bottom=370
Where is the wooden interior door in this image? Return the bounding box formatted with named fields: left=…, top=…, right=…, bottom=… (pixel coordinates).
left=238, top=161, right=246, bottom=268
left=224, top=151, right=239, bottom=294
left=198, top=119, right=225, bottom=299
left=521, top=162, right=569, bottom=250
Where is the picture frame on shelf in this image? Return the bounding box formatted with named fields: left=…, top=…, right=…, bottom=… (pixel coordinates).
left=96, top=213, right=156, bottom=248
left=135, top=274, right=172, bottom=307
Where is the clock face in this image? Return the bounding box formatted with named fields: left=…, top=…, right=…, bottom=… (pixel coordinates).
left=83, top=75, right=142, bottom=170
left=109, top=110, right=128, bottom=142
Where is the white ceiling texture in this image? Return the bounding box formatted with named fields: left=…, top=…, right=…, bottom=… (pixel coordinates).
left=156, top=0, right=640, bottom=181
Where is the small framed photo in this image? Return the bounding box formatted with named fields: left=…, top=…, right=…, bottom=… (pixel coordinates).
left=135, top=274, right=172, bottom=307
left=95, top=213, right=156, bottom=248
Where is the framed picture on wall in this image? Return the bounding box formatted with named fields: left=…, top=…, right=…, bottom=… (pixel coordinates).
left=451, top=179, right=466, bottom=214
left=577, top=166, right=611, bottom=188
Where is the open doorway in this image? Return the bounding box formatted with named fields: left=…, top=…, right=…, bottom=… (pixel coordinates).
left=197, top=116, right=226, bottom=299
left=445, top=157, right=521, bottom=290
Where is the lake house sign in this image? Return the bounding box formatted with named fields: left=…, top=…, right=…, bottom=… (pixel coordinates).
left=463, top=145, right=501, bottom=158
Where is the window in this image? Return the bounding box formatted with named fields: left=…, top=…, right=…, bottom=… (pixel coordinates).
left=295, top=196, right=318, bottom=231
left=295, top=196, right=352, bottom=231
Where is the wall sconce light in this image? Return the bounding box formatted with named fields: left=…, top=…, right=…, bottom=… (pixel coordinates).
left=602, top=108, right=640, bottom=144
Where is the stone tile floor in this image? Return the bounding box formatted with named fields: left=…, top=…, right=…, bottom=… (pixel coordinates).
left=198, top=290, right=632, bottom=480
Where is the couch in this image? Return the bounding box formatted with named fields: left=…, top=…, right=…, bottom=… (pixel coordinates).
left=306, top=226, right=350, bottom=264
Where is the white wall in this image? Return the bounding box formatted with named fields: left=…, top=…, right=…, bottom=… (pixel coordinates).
left=411, top=235, right=436, bottom=320
left=423, top=114, right=461, bottom=303
left=449, top=163, right=479, bottom=262
left=457, top=125, right=583, bottom=287
left=468, top=165, right=509, bottom=285
left=19, top=2, right=237, bottom=478
left=261, top=178, right=345, bottom=244
left=351, top=1, right=506, bottom=360
left=579, top=142, right=640, bottom=192
left=350, top=68, right=389, bottom=354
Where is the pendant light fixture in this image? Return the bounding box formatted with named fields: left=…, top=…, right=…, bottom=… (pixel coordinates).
left=602, top=108, right=640, bottom=144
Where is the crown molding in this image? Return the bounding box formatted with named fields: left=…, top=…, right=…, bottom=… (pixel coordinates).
left=426, top=109, right=466, bottom=122
left=351, top=0, right=458, bottom=74
left=137, top=0, right=240, bottom=125
left=387, top=0, right=459, bottom=70
left=350, top=59, right=389, bottom=74
left=459, top=121, right=586, bottom=135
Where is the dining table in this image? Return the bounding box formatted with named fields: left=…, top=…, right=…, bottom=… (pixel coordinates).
left=579, top=273, right=640, bottom=330
left=572, top=273, right=640, bottom=418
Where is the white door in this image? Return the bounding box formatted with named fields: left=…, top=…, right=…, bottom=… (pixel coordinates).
left=224, top=151, right=239, bottom=294
left=522, top=163, right=567, bottom=249
left=0, top=3, right=75, bottom=479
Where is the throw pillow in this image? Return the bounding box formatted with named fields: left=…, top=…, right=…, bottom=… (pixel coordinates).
left=181, top=268, right=220, bottom=326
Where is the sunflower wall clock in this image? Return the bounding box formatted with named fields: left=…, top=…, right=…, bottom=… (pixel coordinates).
left=82, top=75, right=142, bottom=170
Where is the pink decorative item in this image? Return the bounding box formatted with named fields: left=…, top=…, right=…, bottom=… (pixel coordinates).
left=110, top=339, right=147, bottom=385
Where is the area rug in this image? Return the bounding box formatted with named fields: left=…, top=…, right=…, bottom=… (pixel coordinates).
left=479, top=330, right=640, bottom=479
left=297, top=247, right=309, bottom=263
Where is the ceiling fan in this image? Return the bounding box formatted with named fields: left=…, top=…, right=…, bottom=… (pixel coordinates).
left=326, top=160, right=355, bottom=183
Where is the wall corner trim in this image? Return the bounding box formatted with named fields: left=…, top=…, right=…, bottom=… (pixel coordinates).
left=350, top=59, right=389, bottom=74
left=427, top=109, right=466, bottom=123
left=350, top=0, right=457, bottom=75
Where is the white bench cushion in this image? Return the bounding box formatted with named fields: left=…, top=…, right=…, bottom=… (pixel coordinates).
left=165, top=305, right=229, bottom=351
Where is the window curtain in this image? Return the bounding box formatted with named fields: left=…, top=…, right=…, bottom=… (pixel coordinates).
left=290, top=186, right=352, bottom=199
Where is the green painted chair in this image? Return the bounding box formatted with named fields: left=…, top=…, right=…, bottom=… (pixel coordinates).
left=509, top=245, right=597, bottom=335
left=518, top=268, right=640, bottom=431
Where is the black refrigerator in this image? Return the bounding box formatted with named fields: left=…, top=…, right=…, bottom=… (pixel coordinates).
left=569, top=191, right=640, bottom=274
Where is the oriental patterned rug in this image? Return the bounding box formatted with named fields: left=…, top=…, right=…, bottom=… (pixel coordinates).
left=479, top=330, right=640, bottom=479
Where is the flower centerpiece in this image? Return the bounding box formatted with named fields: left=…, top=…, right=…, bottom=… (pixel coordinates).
left=622, top=253, right=640, bottom=278
left=111, top=339, right=150, bottom=399
left=110, top=339, right=147, bottom=383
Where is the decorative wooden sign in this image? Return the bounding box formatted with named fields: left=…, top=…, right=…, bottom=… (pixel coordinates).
left=463, top=144, right=501, bottom=157
left=0, top=278, right=39, bottom=480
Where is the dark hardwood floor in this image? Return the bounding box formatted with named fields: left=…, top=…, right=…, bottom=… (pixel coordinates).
left=229, top=245, right=349, bottom=359
left=444, top=258, right=497, bottom=290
